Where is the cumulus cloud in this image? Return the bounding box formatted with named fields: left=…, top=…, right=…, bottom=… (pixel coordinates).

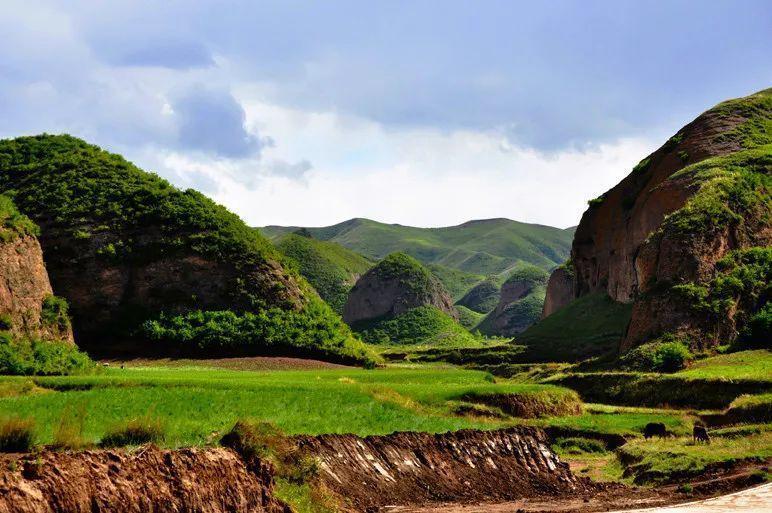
left=171, top=86, right=271, bottom=158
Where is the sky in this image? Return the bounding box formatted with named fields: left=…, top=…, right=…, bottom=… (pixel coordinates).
left=0, top=1, right=770, bottom=229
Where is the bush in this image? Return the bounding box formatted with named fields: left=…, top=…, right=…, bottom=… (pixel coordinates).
left=621, top=338, right=693, bottom=373
left=222, top=420, right=319, bottom=484
left=355, top=306, right=478, bottom=347
left=141, top=300, right=379, bottom=367
left=0, top=314, right=11, bottom=331
left=554, top=437, right=606, bottom=455
left=0, top=334, right=93, bottom=375
left=738, top=303, right=771, bottom=348
left=100, top=416, right=164, bottom=447
left=0, top=416, right=35, bottom=452
left=41, top=295, right=71, bottom=332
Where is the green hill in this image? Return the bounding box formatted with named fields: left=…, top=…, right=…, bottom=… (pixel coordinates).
left=261, top=217, right=574, bottom=277
left=0, top=134, right=375, bottom=365
left=275, top=232, right=374, bottom=313
left=477, top=265, right=550, bottom=336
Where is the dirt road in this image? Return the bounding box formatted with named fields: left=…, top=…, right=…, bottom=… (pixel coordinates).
left=386, top=483, right=772, bottom=513
left=612, top=483, right=771, bottom=513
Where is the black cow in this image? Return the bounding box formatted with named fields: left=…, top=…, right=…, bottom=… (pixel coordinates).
left=643, top=422, right=668, bottom=439
left=693, top=425, right=711, bottom=444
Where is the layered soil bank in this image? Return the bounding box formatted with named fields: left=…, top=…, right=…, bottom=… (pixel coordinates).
left=0, top=428, right=589, bottom=513
left=0, top=447, right=288, bottom=513
left=296, top=427, right=594, bottom=512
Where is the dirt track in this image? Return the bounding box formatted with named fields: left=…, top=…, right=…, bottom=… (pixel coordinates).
left=387, top=483, right=772, bottom=513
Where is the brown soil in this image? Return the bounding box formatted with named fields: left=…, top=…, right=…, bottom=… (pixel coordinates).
left=0, top=447, right=289, bottom=513
left=295, top=427, right=599, bottom=512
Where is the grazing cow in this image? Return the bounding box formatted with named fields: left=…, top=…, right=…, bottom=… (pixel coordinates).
left=643, top=422, right=668, bottom=439
left=693, top=425, right=711, bottom=444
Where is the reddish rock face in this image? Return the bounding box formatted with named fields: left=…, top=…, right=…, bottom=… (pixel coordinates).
left=0, top=235, right=72, bottom=343
left=343, top=257, right=456, bottom=325
left=542, top=267, right=575, bottom=318
left=572, top=107, right=747, bottom=304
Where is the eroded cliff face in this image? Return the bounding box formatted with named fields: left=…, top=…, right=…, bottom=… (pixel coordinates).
left=297, top=427, right=590, bottom=512
left=572, top=102, right=751, bottom=303
left=542, top=266, right=575, bottom=318
left=0, top=447, right=288, bottom=513
left=343, top=253, right=456, bottom=325
left=560, top=88, right=771, bottom=351
left=0, top=234, right=72, bottom=343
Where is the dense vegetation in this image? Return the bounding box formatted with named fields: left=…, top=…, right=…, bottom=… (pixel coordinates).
left=367, top=252, right=442, bottom=296
left=141, top=305, right=378, bottom=366
left=0, top=194, right=38, bottom=241
left=355, top=306, right=480, bottom=348
left=0, top=135, right=368, bottom=364
left=276, top=233, right=373, bottom=313
left=456, top=278, right=501, bottom=313
left=262, top=217, right=574, bottom=276
left=0, top=333, right=93, bottom=375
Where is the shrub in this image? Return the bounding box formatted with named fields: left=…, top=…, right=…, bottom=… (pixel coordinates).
left=0, top=314, right=12, bottom=331
left=222, top=420, right=319, bottom=485
left=355, top=306, right=478, bottom=347
left=0, top=416, right=35, bottom=452
left=141, top=300, right=379, bottom=367
left=621, top=338, right=693, bottom=373
left=738, top=303, right=771, bottom=348
left=41, top=295, right=71, bottom=332
left=0, top=334, right=93, bottom=376
left=100, top=416, right=164, bottom=447
left=554, top=437, right=606, bottom=455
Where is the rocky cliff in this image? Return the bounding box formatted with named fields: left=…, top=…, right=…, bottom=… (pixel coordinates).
left=478, top=266, right=548, bottom=336
left=548, top=88, right=771, bottom=352
left=343, top=252, right=456, bottom=325
left=0, top=196, right=72, bottom=343
left=541, top=263, right=575, bottom=319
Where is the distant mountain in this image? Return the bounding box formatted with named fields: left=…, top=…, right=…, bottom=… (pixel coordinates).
left=275, top=232, right=374, bottom=314
left=260, top=218, right=575, bottom=277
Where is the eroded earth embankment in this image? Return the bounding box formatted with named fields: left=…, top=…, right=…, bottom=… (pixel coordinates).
left=297, top=427, right=594, bottom=511
left=0, top=427, right=591, bottom=513
left=0, top=447, right=289, bottom=513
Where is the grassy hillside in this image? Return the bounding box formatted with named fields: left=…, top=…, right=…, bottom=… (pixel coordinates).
left=355, top=306, right=481, bottom=349
left=0, top=135, right=375, bottom=365
left=477, top=266, right=549, bottom=336
left=517, top=293, right=633, bottom=362
left=276, top=233, right=373, bottom=313
left=426, top=264, right=485, bottom=301
left=262, top=217, right=574, bottom=276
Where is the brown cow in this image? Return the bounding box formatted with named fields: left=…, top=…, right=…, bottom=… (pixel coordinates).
left=693, top=425, right=711, bottom=444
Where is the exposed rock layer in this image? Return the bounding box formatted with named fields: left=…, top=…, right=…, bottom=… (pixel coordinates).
left=541, top=266, right=575, bottom=318
left=0, top=235, right=72, bottom=342
left=0, top=447, right=288, bottom=513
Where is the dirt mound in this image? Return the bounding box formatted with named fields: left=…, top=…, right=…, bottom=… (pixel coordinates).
left=461, top=391, right=583, bottom=418
left=0, top=447, right=288, bottom=513
left=296, top=427, right=594, bottom=511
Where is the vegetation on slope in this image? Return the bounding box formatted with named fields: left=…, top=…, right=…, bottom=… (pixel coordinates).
left=276, top=233, right=373, bottom=313
left=355, top=306, right=480, bottom=348
left=477, top=265, right=549, bottom=336
left=427, top=264, right=485, bottom=301
left=0, top=135, right=371, bottom=365
left=262, top=217, right=574, bottom=276
left=456, top=278, right=501, bottom=313
left=0, top=333, right=93, bottom=376
left=455, top=305, right=485, bottom=330
left=0, top=194, right=38, bottom=241
left=516, top=293, right=632, bottom=362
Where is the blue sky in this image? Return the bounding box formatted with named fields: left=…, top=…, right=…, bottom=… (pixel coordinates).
left=0, top=1, right=770, bottom=227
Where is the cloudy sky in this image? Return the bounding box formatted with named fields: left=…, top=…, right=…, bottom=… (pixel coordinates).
left=1, top=1, right=770, bottom=228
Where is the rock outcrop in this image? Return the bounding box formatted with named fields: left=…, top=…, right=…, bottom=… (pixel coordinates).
left=0, top=196, right=72, bottom=343
left=0, top=135, right=343, bottom=357
left=0, top=447, right=288, bottom=513
left=542, top=264, right=575, bottom=318
left=343, top=252, right=456, bottom=325
left=478, top=266, right=548, bottom=336
left=546, top=88, right=771, bottom=352
left=296, top=427, right=591, bottom=512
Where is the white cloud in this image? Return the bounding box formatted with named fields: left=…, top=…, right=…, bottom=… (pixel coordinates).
left=151, top=96, right=659, bottom=229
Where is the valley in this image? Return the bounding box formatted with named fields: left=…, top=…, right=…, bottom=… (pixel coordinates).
left=0, top=88, right=769, bottom=512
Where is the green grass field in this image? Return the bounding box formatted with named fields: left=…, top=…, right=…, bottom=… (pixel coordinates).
left=678, top=350, right=772, bottom=381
